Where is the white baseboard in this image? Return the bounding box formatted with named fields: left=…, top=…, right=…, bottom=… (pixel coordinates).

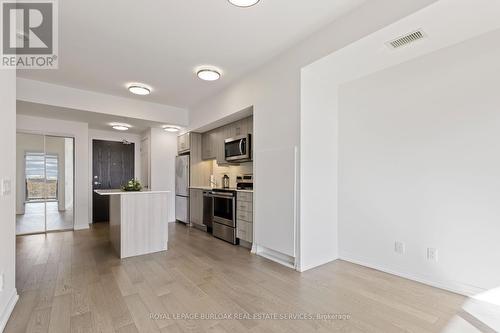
left=0, top=289, right=18, bottom=332
left=73, top=224, right=90, bottom=231
left=340, top=252, right=485, bottom=297
left=256, top=245, right=295, bottom=269
left=251, top=243, right=257, bottom=254
left=298, top=256, right=338, bottom=273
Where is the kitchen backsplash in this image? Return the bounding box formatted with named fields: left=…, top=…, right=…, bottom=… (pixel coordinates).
left=212, top=160, right=253, bottom=188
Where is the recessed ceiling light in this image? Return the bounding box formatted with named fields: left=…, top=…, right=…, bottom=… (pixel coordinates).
left=228, top=0, right=260, bottom=7
left=111, top=123, right=131, bottom=131
left=128, top=84, right=151, bottom=95
left=163, top=126, right=180, bottom=133
left=197, top=69, right=221, bottom=81
left=112, top=126, right=129, bottom=131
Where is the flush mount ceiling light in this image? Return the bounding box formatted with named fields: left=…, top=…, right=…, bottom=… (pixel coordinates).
left=128, top=84, right=151, bottom=96
left=228, top=0, right=260, bottom=7
left=110, top=123, right=131, bottom=131
left=197, top=68, right=221, bottom=81
left=163, top=125, right=180, bottom=133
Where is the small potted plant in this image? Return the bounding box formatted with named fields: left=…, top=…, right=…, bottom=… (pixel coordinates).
left=121, top=179, right=142, bottom=192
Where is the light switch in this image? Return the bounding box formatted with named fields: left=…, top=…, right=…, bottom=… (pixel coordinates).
left=1, top=178, right=11, bottom=196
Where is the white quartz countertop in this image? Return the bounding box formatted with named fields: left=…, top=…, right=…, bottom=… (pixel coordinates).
left=189, top=186, right=253, bottom=193
left=189, top=186, right=213, bottom=190
left=94, top=189, right=171, bottom=195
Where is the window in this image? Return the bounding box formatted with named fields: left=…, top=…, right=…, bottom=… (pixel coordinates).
left=45, top=155, right=58, bottom=181
left=25, top=152, right=58, bottom=201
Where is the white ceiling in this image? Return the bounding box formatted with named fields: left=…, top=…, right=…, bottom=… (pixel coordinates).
left=17, top=0, right=366, bottom=108
left=17, top=101, right=173, bottom=134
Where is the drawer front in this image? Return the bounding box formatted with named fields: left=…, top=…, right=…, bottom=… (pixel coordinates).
left=237, top=192, right=253, bottom=202
left=213, top=223, right=236, bottom=244
left=237, top=200, right=252, bottom=213
left=237, top=210, right=253, bottom=223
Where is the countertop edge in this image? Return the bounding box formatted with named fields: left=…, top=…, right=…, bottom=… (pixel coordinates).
left=94, top=190, right=171, bottom=195
left=189, top=186, right=253, bottom=193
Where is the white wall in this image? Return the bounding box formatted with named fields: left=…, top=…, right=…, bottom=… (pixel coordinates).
left=65, top=138, right=74, bottom=210
left=300, top=72, right=340, bottom=271
left=0, top=70, right=18, bottom=332
left=17, top=115, right=90, bottom=230
left=301, top=0, right=500, bottom=292
left=338, top=29, right=500, bottom=294
left=140, top=136, right=150, bottom=189
left=149, top=128, right=177, bottom=222
left=189, top=0, right=438, bottom=267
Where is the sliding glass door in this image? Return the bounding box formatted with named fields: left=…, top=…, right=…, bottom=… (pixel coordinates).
left=17, top=133, right=46, bottom=234
left=16, top=133, right=74, bottom=235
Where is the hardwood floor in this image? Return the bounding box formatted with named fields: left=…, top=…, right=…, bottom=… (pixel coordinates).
left=5, top=223, right=495, bottom=333
left=16, top=202, right=73, bottom=235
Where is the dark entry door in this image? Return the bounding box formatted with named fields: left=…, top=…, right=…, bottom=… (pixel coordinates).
left=92, top=140, right=135, bottom=222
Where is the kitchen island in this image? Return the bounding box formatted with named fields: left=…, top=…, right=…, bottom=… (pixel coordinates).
left=94, top=189, right=170, bottom=259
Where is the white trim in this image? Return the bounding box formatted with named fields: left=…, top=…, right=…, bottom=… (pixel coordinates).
left=340, top=252, right=485, bottom=297
left=250, top=114, right=257, bottom=256
left=0, top=289, right=18, bottom=332
left=256, top=245, right=295, bottom=269
left=298, top=257, right=337, bottom=273
left=73, top=224, right=89, bottom=231
left=293, top=146, right=300, bottom=270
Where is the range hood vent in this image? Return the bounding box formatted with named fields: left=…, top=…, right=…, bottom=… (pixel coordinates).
left=387, top=30, right=426, bottom=49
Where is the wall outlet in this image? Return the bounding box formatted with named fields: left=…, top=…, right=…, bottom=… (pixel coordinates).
left=1, top=178, right=11, bottom=196
left=394, top=241, right=405, bottom=255
left=427, top=248, right=438, bottom=262
left=0, top=273, right=4, bottom=292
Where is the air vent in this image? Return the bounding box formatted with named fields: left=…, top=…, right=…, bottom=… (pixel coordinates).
left=387, top=30, right=426, bottom=49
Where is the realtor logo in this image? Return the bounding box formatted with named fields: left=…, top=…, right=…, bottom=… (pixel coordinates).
left=1, top=0, right=58, bottom=68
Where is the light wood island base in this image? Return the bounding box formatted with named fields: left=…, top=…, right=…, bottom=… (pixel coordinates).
left=96, top=190, right=169, bottom=258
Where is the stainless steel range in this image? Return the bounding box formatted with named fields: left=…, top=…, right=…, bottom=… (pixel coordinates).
left=211, top=189, right=237, bottom=244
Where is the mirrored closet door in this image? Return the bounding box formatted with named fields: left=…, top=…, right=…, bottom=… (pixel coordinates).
left=16, top=133, right=75, bottom=235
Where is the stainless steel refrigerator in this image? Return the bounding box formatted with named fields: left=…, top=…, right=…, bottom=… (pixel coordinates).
left=175, top=155, right=190, bottom=223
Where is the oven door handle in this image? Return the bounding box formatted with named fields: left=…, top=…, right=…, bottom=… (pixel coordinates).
left=239, top=139, right=244, bottom=155
left=211, top=194, right=235, bottom=199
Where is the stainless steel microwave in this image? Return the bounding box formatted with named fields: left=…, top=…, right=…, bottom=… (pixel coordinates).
left=225, top=134, right=251, bottom=162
